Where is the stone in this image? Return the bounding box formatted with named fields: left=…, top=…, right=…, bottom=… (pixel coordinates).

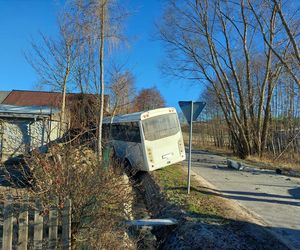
left=227, top=159, right=243, bottom=170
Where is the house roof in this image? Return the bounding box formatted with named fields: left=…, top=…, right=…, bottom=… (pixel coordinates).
left=2, top=89, right=109, bottom=108
left=0, top=104, right=60, bottom=119
left=2, top=90, right=66, bottom=107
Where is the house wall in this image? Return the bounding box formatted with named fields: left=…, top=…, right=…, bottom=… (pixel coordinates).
left=0, top=118, right=61, bottom=162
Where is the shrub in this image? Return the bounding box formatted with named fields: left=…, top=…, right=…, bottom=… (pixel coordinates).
left=25, top=143, right=135, bottom=249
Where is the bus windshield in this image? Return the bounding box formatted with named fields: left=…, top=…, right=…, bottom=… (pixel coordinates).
left=142, top=113, right=180, bottom=141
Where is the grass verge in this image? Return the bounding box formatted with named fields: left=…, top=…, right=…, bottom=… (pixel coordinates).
left=152, top=163, right=228, bottom=224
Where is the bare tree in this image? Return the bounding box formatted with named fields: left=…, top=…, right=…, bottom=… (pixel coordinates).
left=248, top=0, right=300, bottom=89
left=133, top=87, right=165, bottom=112
left=97, top=0, right=106, bottom=160
left=158, top=0, right=298, bottom=158
left=109, top=66, right=136, bottom=115
left=25, top=15, right=80, bottom=136
left=73, top=0, right=129, bottom=160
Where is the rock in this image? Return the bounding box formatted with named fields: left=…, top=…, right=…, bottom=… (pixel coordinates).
left=227, top=159, right=243, bottom=170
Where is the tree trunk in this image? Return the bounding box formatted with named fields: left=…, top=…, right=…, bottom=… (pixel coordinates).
left=60, top=58, right=70, bottom=137
left=97, top=0, right=105, bottom=160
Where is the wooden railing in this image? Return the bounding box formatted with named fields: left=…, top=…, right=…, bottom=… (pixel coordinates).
left=1, top=196, right=71, bottom=250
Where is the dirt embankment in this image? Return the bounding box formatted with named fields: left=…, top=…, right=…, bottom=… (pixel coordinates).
left=136, top=166, right=289, bottom=250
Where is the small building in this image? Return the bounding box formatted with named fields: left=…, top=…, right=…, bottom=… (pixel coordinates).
left=1, top=90, right=110, bottom=129
left=0, top=89, right=111, bottom=161
left=0, top=104, right=61, bottom=162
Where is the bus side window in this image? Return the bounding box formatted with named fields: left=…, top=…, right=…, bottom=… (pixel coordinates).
left=111, top=124, right=119, bottom=140
left=102, top=124, right=111, bottom=140
left=120, top=124, right=129, bottom=141
left=112, top=124, right=127, bottom=141
left=111, top=122, right=141, bottom=143
left=128, top=122, right=141, bottom=143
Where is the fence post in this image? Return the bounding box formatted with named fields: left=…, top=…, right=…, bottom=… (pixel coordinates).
left=3, top=195, right=13, bottom=250
left=33, top=199, right=43, bottom=250
left=18, top=195, right=29, bottom=250
left=48, top=199, right=58, bottom=250
left=62, top=198, right=71, bottom=250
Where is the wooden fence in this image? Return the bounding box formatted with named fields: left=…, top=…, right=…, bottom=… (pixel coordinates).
left=1, top=196, right=71, bottom=250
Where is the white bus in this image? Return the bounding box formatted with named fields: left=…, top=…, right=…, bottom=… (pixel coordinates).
left=103, top=107, right=186, bottom=171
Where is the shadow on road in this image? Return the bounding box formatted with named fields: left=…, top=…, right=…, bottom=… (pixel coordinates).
left=167, top=186, right=300, bottom=206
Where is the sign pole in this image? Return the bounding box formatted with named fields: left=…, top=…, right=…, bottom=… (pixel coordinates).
left=178, top=101, right=206, bottom=195
left=187, top=101, right=193, bottom=194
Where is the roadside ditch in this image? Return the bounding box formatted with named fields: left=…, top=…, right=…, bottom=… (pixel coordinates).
left=129, top=165, right=290, bottom=250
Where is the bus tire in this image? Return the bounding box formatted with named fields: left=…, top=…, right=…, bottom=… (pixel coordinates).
left=124, top=158, right=138, bottom=176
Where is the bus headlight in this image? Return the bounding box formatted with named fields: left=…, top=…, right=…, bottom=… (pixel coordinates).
left=178, top=139, right=184, bottom=155
left=147, top=147, right=154, bottom=163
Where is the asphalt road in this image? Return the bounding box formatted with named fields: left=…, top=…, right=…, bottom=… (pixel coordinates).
left=187, top=150, right=300, bottom=250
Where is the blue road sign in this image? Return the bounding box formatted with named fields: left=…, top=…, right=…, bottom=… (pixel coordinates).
left=178, top=101, right=206, bottom=194
left=179, top=101, right=206, bottom=124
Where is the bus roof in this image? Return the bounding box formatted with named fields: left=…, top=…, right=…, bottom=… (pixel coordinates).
left=103, top=107, right=177, bottom=124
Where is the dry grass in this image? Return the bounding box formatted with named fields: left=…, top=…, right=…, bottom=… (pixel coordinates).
left=245, top=154, right=300, bottom=171
left=189, top=141, right=300, bottom=172
left=183, top=129, right=300, bottom=172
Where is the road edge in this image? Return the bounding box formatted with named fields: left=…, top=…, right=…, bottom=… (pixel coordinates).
left=189, top=167, right=294, bottom=250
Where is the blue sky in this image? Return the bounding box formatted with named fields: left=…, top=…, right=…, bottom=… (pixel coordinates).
left=0, top=0, right=203, bottom=109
